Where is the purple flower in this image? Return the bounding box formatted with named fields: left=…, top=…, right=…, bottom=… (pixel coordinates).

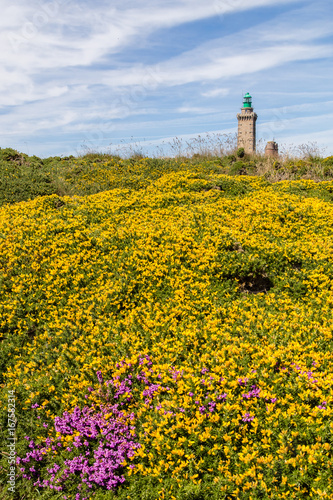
left=138, top=355, right=152, bottom=367
left=208, top=402, right=216, bottom=412
left=241, top=413, right=254, bottom=423
left=142, top=384, right=160, bottom=398
left=238, top=378, right=249, bottom=386
left=18, top=403, right=140, bottom=494
left=242, top=385, right=260, bottom=400
left=96, top=371, right=103, bottom=384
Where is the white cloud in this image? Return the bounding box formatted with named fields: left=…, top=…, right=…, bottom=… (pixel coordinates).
left=1, top=0, right=305, bottom=75
left=177, top=106, right=219, bottom=114
left=0, top=0, right=322, bottom=113
left=202, top=88, right=230, bottom=98
left=101, top=43, right=332, bottom=89
left=0, top=0, right=332, bottom=156
left=96, top=2, right=332, bottom=91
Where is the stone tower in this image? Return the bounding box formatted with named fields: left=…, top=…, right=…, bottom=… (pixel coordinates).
left=265, top=141, right=279, bottom=158
left=237, top=92, right=257, bottom=154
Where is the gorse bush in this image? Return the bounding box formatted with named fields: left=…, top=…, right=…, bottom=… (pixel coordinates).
left=0, top=148, right=56, bottom=206
left=0, top=144, right=332, bottom=208
left=1, top=148, right=333, bottom=499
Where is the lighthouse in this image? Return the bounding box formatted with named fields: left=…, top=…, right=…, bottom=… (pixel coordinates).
left=237, top=92, right=257, bottom=154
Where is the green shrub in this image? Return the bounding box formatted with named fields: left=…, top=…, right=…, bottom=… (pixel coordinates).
left=236, top=147, right=245, bottom=158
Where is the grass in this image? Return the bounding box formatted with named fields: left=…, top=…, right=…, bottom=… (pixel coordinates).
left=1, top=142, right=333, bottom=499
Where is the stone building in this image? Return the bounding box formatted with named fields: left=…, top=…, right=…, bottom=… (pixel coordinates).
left=265, top=141, right=279, bottom=158
left=237, top=92, right=257, bottom=154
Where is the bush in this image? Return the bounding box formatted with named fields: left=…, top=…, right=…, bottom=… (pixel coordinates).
left=236, top=147, right=245, bottom=158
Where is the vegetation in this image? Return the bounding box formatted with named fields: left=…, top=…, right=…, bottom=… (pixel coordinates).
left=0, top=141, right=333, bottom=209
left=1, top=144, right=333, bottom=499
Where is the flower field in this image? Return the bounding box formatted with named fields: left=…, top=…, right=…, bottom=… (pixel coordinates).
left=1, top=157, right=333, bottom=499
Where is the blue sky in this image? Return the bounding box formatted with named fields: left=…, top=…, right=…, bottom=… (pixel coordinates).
left=1, top=0, right=332, bottom=157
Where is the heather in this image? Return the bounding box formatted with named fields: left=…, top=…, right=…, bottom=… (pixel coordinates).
left=1, top=149, right=333, bottom=499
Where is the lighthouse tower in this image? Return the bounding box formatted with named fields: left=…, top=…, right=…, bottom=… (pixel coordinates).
left=237, top=92, right=257, bottom=154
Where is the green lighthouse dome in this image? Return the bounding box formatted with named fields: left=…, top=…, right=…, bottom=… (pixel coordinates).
left=243, top=92, right=252, bottom=108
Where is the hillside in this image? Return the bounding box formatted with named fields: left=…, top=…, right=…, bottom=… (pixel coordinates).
left=1, top=146, right=333, bottom=207
left=1, top=149, right=333, bottom=499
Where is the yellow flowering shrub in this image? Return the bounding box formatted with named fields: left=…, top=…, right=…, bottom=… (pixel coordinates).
left=1, top=164, right=333, bottom=499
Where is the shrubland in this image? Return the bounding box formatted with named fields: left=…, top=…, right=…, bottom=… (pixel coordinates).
left=1, top=145, right=333, bottom=499
left=0, top=143, right=333, bottom=206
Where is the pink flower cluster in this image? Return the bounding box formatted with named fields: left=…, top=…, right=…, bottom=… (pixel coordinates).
left=17, top=403, right=140, bottom=499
